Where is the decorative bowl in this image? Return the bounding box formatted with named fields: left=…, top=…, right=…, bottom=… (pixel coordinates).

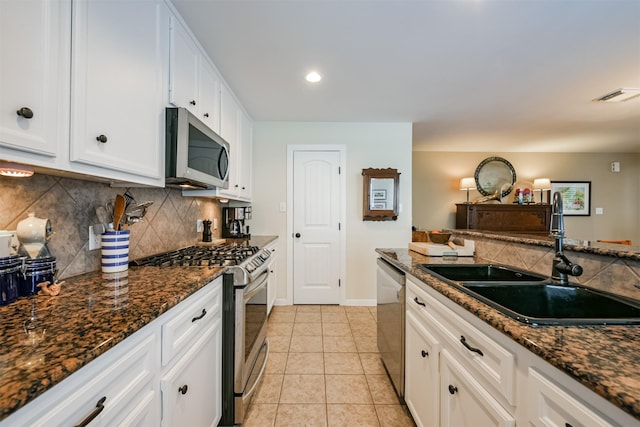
left=428, top=231, right=452, bottom=245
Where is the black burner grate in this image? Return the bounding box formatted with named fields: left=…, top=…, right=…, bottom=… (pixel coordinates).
left=130, top=245, right=260, bottom=267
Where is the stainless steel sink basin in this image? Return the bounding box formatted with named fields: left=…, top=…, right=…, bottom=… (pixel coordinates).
left=418, top=264, right=640, bottom=325
left=418, top=264, right=547, bottom=282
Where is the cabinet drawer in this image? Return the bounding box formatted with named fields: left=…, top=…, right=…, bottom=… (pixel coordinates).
left=5, top=330, right=159, bottom=427
left=407, top=278, right=516, bottom=405
left=528, top=368, right=613, bottom=427
left=161, top=279, right=222, bottom=367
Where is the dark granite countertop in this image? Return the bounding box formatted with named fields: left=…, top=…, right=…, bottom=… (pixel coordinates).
left=377, top=248, right=640, bottom=421
left=452, top=229, right=640, bottom=261
left=0, top=236, right=278, bottom=422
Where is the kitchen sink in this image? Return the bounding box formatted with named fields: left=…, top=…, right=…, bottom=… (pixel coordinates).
left=462, top=283, right=640, bottom=325
left=418, top=264, right=547, bottom=282
left=418, top=264, right=640, bottom=325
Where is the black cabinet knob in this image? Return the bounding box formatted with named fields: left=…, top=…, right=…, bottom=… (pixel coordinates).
left=190, top=100, right=196, bottom=106
left=421, top=350, right=428, bottom=358
left=448, top=384, right=458, bottom=395
left=179, top=385, right=188, bottom=395
left=96, top=135, right=108, bottom=143
left=16, top=107, right=34, bottom=119
left=203, top=113, right=209, bottom=118
left=295, top=233, right=301, bottom=238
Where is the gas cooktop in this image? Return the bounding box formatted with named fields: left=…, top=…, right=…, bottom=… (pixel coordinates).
left=130, top=245, right=260, bottom=267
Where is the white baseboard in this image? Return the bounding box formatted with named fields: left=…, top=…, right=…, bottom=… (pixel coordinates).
left=274, top=298, right=376, bottom=307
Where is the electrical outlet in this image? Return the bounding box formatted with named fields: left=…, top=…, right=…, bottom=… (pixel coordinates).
left=88, top=226, right=101, bottom=250
left=196, top=219, right=203, bottom=232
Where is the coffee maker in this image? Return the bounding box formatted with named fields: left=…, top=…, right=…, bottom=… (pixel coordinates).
left=222, top=207, right=251, bottom=238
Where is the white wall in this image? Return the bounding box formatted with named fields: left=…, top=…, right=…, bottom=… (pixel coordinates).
left=251, top=122, right=412, bottom=304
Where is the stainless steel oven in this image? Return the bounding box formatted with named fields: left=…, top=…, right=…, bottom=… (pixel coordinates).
left=219, top=251, right=271, bottom=426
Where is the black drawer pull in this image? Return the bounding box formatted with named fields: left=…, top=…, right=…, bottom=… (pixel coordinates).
left=421, top=350, right=428, bottom=358
left=96, top=134, right=108, bottom=143
left=413, top=297, right=426, bottom=307
left=460, top=335, right=484, bottom=356
left=192, top=308, right=207, bottom=322
left=448, top=385, right=458, bottom=395
left=17, top=107, right=34, bottom=119
left=179, top=384, right=188, bottom=395
left=565, top=424, right=573, bottom=427
left=74, top=396, right=106, bottom=427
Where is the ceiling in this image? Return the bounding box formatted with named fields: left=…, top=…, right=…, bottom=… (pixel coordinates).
left=172, top=0, right=640, bottom=153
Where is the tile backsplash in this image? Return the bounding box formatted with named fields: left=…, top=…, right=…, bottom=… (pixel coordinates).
left=0, top=174, right=220, bottom=279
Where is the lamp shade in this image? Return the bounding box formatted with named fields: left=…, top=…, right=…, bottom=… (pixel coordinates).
left=533, top=178, right=551, bottom=190
left=459, top=177, right=476, bottom=190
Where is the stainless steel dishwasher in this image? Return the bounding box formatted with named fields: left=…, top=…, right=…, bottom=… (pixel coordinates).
left=376, top=257, right=406, bottom=401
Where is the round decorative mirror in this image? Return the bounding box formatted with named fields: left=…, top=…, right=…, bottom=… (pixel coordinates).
left=474, top=157, right=516, bottom=197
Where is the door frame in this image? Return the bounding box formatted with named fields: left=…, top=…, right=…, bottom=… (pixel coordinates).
left=286, top=144, right=347, bottom=305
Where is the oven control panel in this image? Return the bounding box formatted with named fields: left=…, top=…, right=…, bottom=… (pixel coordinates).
left=245, top=249, right=271, bottom=273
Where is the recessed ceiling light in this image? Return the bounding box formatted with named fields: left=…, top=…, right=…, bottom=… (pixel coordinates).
left=305, top=71, right=322, bottom=83
left=593, top=88, right=640, bottom=103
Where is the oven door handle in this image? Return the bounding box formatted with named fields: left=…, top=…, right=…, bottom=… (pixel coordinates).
left=243, top=269, right=269, bottom=301
left=243, top=339, right=269, bottom=400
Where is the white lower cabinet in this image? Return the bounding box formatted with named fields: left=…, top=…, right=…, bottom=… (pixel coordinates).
left=160, top=281, right=222, bottom=427
left=528, top=368, right=612, bottom=427
left=1, top=326, right=160, bottom=427
left=160, top=318, right=221, bottom=427
left=266, top=240, right=278, bottom=314
left=440, top=349, right=515, bottom=427
left=405, top=274, right=637, bottom=427
left=405, top=309, right=440, bottom=427
left=0, top=278, right=223, bottom=427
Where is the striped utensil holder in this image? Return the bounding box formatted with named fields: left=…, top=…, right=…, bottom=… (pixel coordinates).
left=101, top=230, right=130, bottom=273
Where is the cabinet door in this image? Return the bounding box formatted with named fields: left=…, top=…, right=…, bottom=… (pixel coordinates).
left=0, top=0, right=68, bottom=157
left=161, top=317, right=222, bottom=427
left=267, top=245, right=278, bottom=314
left=169, top=15, right=199, bottom=115
left=238, top=110, right=253, bottom=200
left=198, top=59, right=221, bottom=132
left=70, top=0, right=167, bottom=181
left=440, top=350, right=515, bottom=427
left=405, top=310, right=440, bottom=427
left=217, top=85, right=240, bottom=197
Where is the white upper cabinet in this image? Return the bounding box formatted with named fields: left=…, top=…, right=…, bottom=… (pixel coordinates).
left=0, top=0, right=70, bottom=160
left=238, top=109, right=253, bottom=200
left=169, top=16, right=221, bottom=133
left=69, top=0, right=168, bottom=184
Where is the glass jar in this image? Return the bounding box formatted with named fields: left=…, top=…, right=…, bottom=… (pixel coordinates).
left=0, top=255, right=22, bottom=305
left=19, top=257, right=56, bottom=297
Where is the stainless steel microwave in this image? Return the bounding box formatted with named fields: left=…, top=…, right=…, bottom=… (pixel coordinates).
left=165, top=107, right=230, bottom=189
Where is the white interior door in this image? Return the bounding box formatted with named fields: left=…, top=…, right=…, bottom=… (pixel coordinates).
left=292, top=150, right=342, bottom=304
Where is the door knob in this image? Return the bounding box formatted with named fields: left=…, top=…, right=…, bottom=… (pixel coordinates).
left=96, top=135, right=108, bottom=143
left=295, top=233, right=301, bottom=238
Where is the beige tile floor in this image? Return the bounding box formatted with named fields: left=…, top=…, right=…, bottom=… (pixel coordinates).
left=244, top=305, right=416, bottom=427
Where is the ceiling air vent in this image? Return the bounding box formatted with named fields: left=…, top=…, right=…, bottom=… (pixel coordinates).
left=593, top=88, right=640, bottom=103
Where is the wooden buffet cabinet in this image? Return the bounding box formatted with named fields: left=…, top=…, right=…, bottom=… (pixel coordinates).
left=456, top=203, right=552, bottom=233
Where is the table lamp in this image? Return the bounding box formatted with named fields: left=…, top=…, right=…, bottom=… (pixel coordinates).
left=459, top=177, right=476, bottom=203
left=533, top=178, right=551, bottom=204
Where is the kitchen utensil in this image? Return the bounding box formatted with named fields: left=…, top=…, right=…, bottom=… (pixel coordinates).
left=123, top=190, right=136, bottom=210
left=113, top=195, right=126, bottom=231
left=95, top=206, right=110, bottom=226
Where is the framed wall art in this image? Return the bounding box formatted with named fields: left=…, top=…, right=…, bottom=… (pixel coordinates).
left=550, top=181, right=591, bottom=216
